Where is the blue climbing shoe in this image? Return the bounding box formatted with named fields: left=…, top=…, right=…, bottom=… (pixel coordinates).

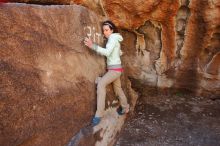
left=117, top=106, right=129, bottom=115
left=92, top=117, right=101, bottom=126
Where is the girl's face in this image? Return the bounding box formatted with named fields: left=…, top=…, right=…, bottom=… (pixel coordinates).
left=103, top=25, right=113, bottom=38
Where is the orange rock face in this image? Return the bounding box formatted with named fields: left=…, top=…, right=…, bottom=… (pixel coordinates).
left=0, top=1, right=219, bottom=145
left=11, top=0, right=220, bottom=96
left=175, top=0, right=220, bottom=95
left=69, top=0, right=220, bottom=96
left=111, top=0, right=219, bottom=96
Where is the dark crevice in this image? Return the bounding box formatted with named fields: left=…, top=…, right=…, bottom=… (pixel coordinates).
left=175, top=1, right=190, bottom=59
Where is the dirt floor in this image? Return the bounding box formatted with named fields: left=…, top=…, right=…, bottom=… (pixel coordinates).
left=116, top=91, right=220, bottom=146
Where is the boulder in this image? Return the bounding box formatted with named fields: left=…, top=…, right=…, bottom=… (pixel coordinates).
left=0, top=3, right=107, bottom=146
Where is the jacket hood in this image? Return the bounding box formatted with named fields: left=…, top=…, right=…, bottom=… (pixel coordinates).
left=109, top=33, right=123, bottom=42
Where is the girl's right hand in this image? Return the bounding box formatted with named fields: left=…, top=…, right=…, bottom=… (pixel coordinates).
left=84, top=37, right=93, bottom=49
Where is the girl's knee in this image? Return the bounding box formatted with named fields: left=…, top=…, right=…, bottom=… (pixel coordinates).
left=95, top=76, right=102, bottom=84
left=114, top=86, right=122, bottom=93
left=97, top=81, right=106, bottom=90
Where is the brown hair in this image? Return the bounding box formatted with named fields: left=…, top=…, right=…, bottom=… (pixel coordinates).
left=102, top=20, right=118, bottom=33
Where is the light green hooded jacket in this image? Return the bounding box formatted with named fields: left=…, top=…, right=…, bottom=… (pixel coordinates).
left=92, top=33, right=123, bottom=68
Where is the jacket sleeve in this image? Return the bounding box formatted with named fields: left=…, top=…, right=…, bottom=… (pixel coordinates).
left=92, top=37, right=116, bottom=57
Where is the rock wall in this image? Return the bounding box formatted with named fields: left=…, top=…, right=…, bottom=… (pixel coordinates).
left=72, top=0, right=220, bottom=96
left=10, top=0, right=220, bottom=97
left=0, top=3, right=108, bottom=146
left=0, top=0, right=219, bottom=145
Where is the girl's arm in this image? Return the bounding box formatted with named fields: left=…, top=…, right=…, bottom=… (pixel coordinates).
left=84, top=37, right=116, bottom=57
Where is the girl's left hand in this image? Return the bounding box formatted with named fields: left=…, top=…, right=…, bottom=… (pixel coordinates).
left=84, top=37, right=93, bottom=49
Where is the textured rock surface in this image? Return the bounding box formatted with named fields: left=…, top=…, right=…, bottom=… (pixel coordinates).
left=74, top=0, right=220, bottom=96
left=0, top=3, right=108, bottom=146
left=67, top=107, right=128, bottom=146
left=175, top=0, right=220, bottom=96
left=10, top=0, right=220, bottom=97
left=0, top=0, right=219, bottom=145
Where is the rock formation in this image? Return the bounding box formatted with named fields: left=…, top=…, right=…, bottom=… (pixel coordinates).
left=11, top=0, right=220, bottom=96
left=49, top=0, right=220, bottom=96
left=0, top=0, right=219, bottom=146
left=0, top=3, right=107, bottom=146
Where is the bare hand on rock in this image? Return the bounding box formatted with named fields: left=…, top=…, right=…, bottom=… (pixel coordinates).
left=84, top=37, right=93, bottom=49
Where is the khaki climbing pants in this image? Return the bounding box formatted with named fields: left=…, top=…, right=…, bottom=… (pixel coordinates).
left=95, top=70, right=129, bottom=117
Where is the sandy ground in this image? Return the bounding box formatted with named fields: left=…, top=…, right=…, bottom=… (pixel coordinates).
left=116, top=93, right=220, bottom=146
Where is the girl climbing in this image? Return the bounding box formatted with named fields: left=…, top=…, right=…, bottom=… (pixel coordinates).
left=84, top=20, right=129, bottom=126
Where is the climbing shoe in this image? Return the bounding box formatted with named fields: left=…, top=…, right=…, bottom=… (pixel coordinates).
left=92, top=117, right=101, bottom=126
left=117, top=106, right=129, bottom=115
